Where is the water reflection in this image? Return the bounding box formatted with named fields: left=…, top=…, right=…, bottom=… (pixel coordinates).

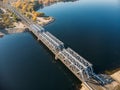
left=35, top=0, right=78, bottom=10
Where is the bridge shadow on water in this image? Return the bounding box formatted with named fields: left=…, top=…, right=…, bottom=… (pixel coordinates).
left=29, top=31, right=82, bottom=90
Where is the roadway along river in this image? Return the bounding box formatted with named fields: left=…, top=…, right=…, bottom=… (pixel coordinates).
left=0, top=0, right=120, bottom=90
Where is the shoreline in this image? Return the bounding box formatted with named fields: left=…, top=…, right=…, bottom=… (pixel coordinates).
left=11, top=0, right=55, bottom=27
left=105, top=67, right=120, bottom=75
left=0, top=0, right=55, bottom=36
left=80, top=67, right=120, bottom=90
left=110, top=70, right=120, bottom=85
left=37, top=16, right=55, bottom=26
left=110, top=68, right=120, bottom=84
left=0, top=22, right=27, bottom=36
left=43, top=17, right=55, bottom=26
left=0, top=17, right=54, bottom=36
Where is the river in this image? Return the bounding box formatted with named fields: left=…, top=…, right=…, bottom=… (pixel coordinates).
left=0, top=0, right=120, bottom=90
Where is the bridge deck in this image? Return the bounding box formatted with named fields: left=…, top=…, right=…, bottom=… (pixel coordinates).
left=66, top=48, right=92, bottom=67
left=45, top=31, right=64, bottom=45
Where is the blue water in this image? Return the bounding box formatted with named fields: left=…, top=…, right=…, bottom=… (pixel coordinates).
left=0, top=0, right=120, bottom=90
left=0, top=33, right=79, bottom=90
left=39, top=0, right=120, bottom=72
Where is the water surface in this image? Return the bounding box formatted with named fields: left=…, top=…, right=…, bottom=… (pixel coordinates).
left=0, top=0, right=120, bottom=90
left=39, top=0, right=120, bottom=72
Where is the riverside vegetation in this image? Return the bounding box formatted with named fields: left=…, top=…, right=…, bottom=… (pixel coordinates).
left=12, top=0, right=54, bottom=24
left=0, top=0, right=54, bottom=36
left=0, top=8, right=19, bottom=29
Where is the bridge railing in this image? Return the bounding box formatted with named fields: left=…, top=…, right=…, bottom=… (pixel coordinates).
left=31, top=24, right=45, bottom=33
left=57, top=51, right=85, bottom=81
left=42, top=33, right=60, bottom=47
left=45, top=31, right=64, bottom=45
left=66, top=48, right=92, bottom=67
left=62, top=49, right=86, bottom=69
left=40, top=34, right=59, bottom=54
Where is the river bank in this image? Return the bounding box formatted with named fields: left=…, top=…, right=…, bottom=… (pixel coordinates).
left=0, top=1, right=54, bottom=36
left=11, top=0, right=54, bottom=26
left=103, top=68, right=120, bottom=86
left=0, top=6, right=26, bottom=36
left=111, top=71, right=120, bottom=90
left=0, top=16, right=54, bottom=37
left=80, top=68, right=120, bottom=90
left=37, top=16, right=54, bottom=26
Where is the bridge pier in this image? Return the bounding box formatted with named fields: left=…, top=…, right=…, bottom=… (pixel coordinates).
left=55, top=52, right=61, bottom=60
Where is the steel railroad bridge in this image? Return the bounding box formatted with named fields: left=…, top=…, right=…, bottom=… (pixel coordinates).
left=4, top=2, right=113, bottom=90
